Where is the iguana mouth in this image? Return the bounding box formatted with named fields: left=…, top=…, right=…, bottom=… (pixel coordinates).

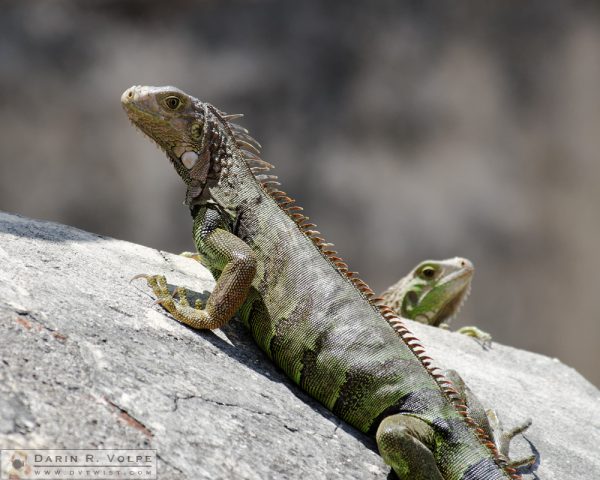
left=121, top=94, right=163, bottom=141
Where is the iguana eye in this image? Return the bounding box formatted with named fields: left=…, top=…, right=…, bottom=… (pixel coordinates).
left=164, top=96, right=181, bottom=110
left=420, top=266, right=437, bottom=279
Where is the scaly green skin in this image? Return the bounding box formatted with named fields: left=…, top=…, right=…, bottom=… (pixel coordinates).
left=381, top=258, right=491, bottom=342
left=122, top=85, right=523, bottom=480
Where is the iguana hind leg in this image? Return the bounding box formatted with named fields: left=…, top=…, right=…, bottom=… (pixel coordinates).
left=445, top=369, right=535, bottom=469
left=136, top=226, right=256, bottom=330
left=486, top=409, right=536, bottom=468
left=376, top=414, right=443, bottom=480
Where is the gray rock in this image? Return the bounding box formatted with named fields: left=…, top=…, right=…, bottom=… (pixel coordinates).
left=0, top=211, right=597, bottom=479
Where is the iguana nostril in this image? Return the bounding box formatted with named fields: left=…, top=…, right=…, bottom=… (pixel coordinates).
left=121, top=87, right=137, bottom=105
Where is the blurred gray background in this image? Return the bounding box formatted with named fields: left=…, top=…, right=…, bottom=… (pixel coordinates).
left=1, top=1, right=599, bottom=386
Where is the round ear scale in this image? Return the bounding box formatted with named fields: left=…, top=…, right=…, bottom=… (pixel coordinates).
left=181, top=151, right=199, bottom=169
left=223, top=114, right=521, bottom=480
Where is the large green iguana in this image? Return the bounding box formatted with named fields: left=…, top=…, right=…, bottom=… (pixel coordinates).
left=380, top=258, right=492, bottom=342
left=122, top=85, right=531, bottom=480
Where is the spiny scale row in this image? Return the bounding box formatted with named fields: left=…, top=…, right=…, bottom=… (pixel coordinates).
left=226, top=119, right=377, bottom=295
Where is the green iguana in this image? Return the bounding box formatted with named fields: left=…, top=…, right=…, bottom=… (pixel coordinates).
left=122, top=85, right=531, bottom=480
left=381, top=258, right=492, bottom=342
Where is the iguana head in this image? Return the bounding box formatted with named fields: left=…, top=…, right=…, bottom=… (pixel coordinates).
left=398, top=257, right=474, bottom=327
left=121, top=85, right=267, bottom=207
left=121, top=85, right=230, bottom=198
left=122, top=85, right=208, bottom=164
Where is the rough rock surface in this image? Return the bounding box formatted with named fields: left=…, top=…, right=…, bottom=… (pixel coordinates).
left=0, top=211, right=598, bottom=479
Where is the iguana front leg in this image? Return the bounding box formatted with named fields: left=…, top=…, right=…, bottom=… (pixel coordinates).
left=456, top=325, right=492, bottom=343
left=136, top=207, right=256, bottom=330
left=376, top=414, right=444, bottom=480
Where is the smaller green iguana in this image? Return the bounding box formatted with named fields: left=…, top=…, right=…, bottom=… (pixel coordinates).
left=380, top=257, right=491, bottom=342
